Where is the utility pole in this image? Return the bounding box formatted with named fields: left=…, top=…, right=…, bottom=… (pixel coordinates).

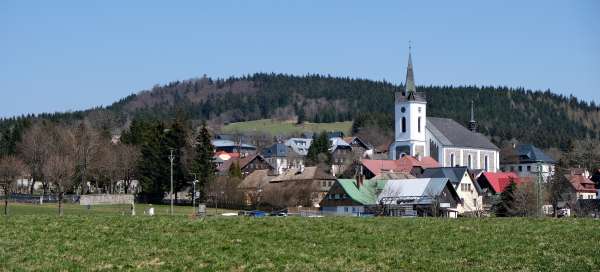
left=169, top=148, right=175, bottom=215
left=537, top=162, right=543, bottom=217
left=192, top=173, right=198, bottom=214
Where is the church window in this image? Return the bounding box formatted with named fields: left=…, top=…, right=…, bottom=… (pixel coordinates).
left=402, top=117, right=406, bottom=133
left=418, top=117, right=421, bottom=133
left=484, top=156, right=489, bottom=171
left=450, top=153, right=455, bottom=167
left=467, top=155, right=472, bottom=169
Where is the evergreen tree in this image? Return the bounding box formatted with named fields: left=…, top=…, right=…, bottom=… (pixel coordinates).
left=191, top=122, right=215, bottom=201
left=137, top=122, right=171, bottom=203
left=229, top=161, right=242, bottom=179
left=493, top=179, right=517, bottom=217
left=306, top=131, right=331, bottom=166
left=165, top=117, right=188, bottom=203
left=547, top=160, right=572, bottom=217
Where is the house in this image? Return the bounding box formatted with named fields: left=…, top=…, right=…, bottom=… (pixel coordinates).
left=419, top=167, right=483, bottom=214
left=476, top=172, right=522, bottom=208
left=500, top=144, right=555, bottom=182
left=284, top=138, right=312, bottom=156
left=217, top=154, right=273, bottom=177
left=261, top=143, right=304, bottom=174
left=360, top=156, right=439, bottom=179
left=212, top=139, right=257, bottom=156
left=330, top=137, right=353, bottom=176
left=377, top=178, right=461, bottom=217
left=320, top=178, right=387, bottom=216
left=267, top=166, right=337, bottom=208
left=343, top=136, right=373, bottom=157
left=238, top=169, right=276, bottom=206
left=566, top=169, right=597, bottom=200
left=389, top=48, right=500, bottom=172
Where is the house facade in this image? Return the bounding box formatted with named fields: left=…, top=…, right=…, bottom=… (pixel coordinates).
left=261, top=143, right=304, bottom=175
left=320, top=178, right=386, bottom=216
left=419, top=167, right=483, bottom=214
left=377, top=178, right=461, bottom=217
left=500, top=144, right=555, bottom=182
left=566, top=169, right=597, bottom=200
left=389, top=48, right=499, bottom=172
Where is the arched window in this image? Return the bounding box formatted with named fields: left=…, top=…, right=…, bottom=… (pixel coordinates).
left=418, top=117, right=421, bottom=133
left=402, top=117, right=406, bottom=133
left=468, top=155, right=472, bottom=169
left=450, top=153, right=455, bottom=167
left=484, top=156, right=489, bottom=171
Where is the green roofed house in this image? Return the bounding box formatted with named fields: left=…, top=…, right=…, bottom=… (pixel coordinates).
left=320, top=177, right=387, bottom=216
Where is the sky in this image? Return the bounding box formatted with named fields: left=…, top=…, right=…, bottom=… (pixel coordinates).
left=1, top=0, right=599, bottom=118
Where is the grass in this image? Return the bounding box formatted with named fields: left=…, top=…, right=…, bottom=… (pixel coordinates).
left=221, top=119, right=353, bottom=136
left=3, top=203, right=235, bottom=217
left=1, top=209, right=599, bottom=271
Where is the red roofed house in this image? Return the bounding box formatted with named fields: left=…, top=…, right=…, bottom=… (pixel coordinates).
left=566, top=169, right=597, bottom=200
left=360, top=156, right=439, bottom=179
left=477, top=172, right=522, bottom=208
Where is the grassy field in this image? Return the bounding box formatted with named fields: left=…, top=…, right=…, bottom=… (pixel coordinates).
left=1, top=207, right=599, bottom=272
left=221, top=119, right=353, bottom=136
left=3, top=203, right=233, bottom=217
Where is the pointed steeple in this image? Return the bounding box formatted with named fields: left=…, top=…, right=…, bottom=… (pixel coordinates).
left=405, top=43, right=416, bottom=95
left=468, top=100, right=478, bottom=132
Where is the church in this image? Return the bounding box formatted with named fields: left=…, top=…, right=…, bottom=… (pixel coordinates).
left=389, top=49, right=500, bottom=172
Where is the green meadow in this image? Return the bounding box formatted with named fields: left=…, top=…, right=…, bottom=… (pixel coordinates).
left=1, top=205, right=599, bottom=271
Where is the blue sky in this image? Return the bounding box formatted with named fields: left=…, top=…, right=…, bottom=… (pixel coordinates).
left=1, top=0, right=599, bottom=118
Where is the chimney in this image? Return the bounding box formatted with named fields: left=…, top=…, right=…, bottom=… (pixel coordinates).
left=356, top=165, right=364, bottom=189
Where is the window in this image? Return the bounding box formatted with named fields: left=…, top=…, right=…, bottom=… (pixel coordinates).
left=401, top=107, right=406, bottom=113
left=328, top=194, right=333, bottom=200
left=484, top=156, right=489, bottom=171
left=418, top=117, right=421, bottom=133
left=468, top=155, right=472, bottom=169
left=342, top=194, right=347, bottom=199
left=344, top=207, right=348, bottom=212
left=402, top=117, right=406, bottom=133
left=335, top=194, right=340, bottom=200
left=518, top=166, right=523, bottom=172
left=450, top=153, right=455, bottom=167
left=527, top=166, right=531, bottom=172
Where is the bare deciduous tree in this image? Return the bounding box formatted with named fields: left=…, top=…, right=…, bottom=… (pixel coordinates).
left=42, top=127, right=77, bottom=216
left=18, top=122, right=50, bottom=194
left=0, top=156, right=26, bottom=215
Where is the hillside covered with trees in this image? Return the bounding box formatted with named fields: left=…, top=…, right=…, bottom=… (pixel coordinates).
left=1, top=73, right=600, bottom=155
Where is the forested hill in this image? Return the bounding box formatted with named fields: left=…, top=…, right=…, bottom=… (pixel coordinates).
left=2, top=73, right=599, bottom=151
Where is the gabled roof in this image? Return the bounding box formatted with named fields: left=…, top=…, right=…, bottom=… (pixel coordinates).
left=479, top=172, right=521, bottom=194
left=336, top=179, right=387, bottom=205
left=370, top=172, right=415, bottom=180
left=261, top=143, right=288, bottom=158
left=566, top=174, right=597, bottom=193
left=217, top=154, right=268, bottom=172
left=361, top=156, right=439, bottom=176
left=329, top=137, right=351, bottom=152
left=270, top=166, right=336, bottom=183
left=420, top=167, right=468, bottom=185
left=378, top=178, right=460, bottom=205
left=343, top=137, right=372, bottom=149
left=238, top=169, right=275, bottom=190
left=427, top=117, right=499, bottom=150
left=515, top=144, right=555, bottom=163
left=212, top=139, right=257, bottom=149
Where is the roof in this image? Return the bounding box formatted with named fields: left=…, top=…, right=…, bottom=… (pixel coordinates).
left=211, top=139, right=257, bottom=149
left=329, top=137, right=351, bottom=152
left=427, top=117, right=499, bottom=150
left=217, top=154, right=267, bottom=172
left=479, top=172, right=521, bottom=194
left=420, top=167, right=468, bottom=185
left=238, top=169, right=274, bottom=190
left=566, top=174, right=597, bottom=193
left=370, top=172, right=415, bottom=180
left=261, top=143, right=288, bottom=158
left=214, top=151, right=240, bottom=161
left=377, top=178, right=458, bottom=205
left=284, top=138, right=312, bottom=156
left=337, top=179, right=387, bottom=205
left=361, top=156, right=439, bottom=176
left=515, top=144, right=555, bottom=163
left=270, top=166, right=336, bottom=183
left=343, top=137, right=372, bottom=149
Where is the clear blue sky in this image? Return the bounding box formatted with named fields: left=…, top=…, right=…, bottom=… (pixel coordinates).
left=1, top=0, right=599, bottom=118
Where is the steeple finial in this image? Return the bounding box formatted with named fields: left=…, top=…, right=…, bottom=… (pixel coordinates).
left=405, top=42, right=416, bottom=95
left=468, top=100, right=478, bottom=132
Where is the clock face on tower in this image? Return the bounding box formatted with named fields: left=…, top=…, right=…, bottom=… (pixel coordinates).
left=401, top=107, right=406, bottom=113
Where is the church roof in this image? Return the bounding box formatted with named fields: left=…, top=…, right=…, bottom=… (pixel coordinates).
left=427, top=117, right=499, bottom=150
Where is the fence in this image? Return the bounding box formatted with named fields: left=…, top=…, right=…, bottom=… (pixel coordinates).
left=8, top=194, right=79, bottom=204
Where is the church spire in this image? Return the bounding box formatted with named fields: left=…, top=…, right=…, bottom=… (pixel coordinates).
left=405, top=42, right=416, bottom=95
left=468, top=100, right=478, bottom=132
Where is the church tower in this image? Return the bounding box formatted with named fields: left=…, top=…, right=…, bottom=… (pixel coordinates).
left=390, top=46, right=427, bottom=159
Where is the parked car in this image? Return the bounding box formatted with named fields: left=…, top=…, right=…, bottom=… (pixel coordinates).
left=249, top=210, right=267, bottom=217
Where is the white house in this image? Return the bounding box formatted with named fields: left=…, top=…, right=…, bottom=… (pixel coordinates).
left=419, top=167, right=483, bottom=214
left=389, top=48, right=500, bottom=172
left=500, top=144, right=555, bottom=182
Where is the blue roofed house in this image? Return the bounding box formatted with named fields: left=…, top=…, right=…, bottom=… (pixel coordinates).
left=419, top=166, right=483, bottom=215
left=285, top=138, right=312, bottom=156
left=261, top=143, right=305, bottom=175
left=500, top=143, right=555, bottom=182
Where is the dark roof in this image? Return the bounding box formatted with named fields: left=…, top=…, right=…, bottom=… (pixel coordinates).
left=427, top=117, right=498, bottom=150
left=515, top=144, right=555, bottom=163
left=419, top=167, right=468, bottom=185
left=261, top=143, right=288, bottom=158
